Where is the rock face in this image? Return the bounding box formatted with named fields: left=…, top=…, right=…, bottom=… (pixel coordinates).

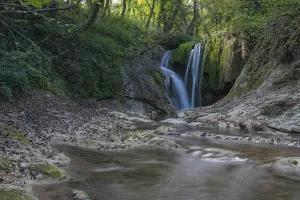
left=202, top=37, right=247, bottom=105
left=123, top=45, right=175, bottom=115
left=184, top=16, right=300, bottom=134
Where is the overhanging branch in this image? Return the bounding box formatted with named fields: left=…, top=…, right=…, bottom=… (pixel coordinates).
left=0, top=4, right=78, bottom=14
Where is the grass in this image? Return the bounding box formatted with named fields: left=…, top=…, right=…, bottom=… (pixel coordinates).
left=0, top=189, right=33, bottom=200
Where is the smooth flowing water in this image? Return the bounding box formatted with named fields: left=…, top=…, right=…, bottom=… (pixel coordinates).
left=160, top=51, right=190, bottom=110
left=184, top=43, right=206, bottom=108
left=160, top=43, right=206, bottom=110
left=33, top=127, right=300, bottom=200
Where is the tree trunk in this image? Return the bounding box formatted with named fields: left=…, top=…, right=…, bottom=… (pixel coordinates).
left=83, top=0, right=104, bottom=29
left=103, top=0, right=110, bottom=17
left=187, top=0, right=199, bottom=35
left=146, top=0, right=156, bottom=28
left=121, top=0, right=126, bottom=16
left=164, top=0, right=182, bottom=33
left=157, top=0, right=165, bottom=28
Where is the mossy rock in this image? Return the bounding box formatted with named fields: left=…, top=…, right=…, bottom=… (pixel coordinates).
left=204, top=37, right=246, bottom=92
left=149, top=69, right=164, bottom=87
left=29, top=164, right=67, bottom=179
left=0, top=188, right=34, bottom=200
left=151, top=139, right=166, bottom=146
left=125, top=130, right=156, bottom=143
left=3, top=127, right=30, bottom=145
left=0, top=157, right=14, bottom=172
left=172, top=42, right=196, bottom=65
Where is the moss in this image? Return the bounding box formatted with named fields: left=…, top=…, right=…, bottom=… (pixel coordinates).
left=172, top=42, right=195, bottom=65
left=152, top=139, right=166, bottom=145
left=29, top=164, right=67, bottom=179
left=125, top=130, right=156, bottom=142
left=0, top=157, right=14, bottom=172
left=0, top=188, right=33, bottom=200
left=3, top=128, right=30, bottom=145
left=204, top=37, right=245, bottom=92
left=150, top=69, right=164, bottom=87
left=204, top=37, right=223, bottom=91
left=220, top=39, right=235, bottom=82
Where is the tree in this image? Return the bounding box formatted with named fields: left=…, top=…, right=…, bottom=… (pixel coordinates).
left=187, top=0, right=199, bottom=35
left=146, top=0, right=156, bottom=28
left=121, top=0, right=127, bottom=16
left=83, top=0, right=104, bottom=29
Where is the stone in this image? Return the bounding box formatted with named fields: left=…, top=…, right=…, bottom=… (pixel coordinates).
left=160, top=118, right=187, bottom=125
left=188, top=122, right=204, bottom=127
left=155, top=126, right=176, bottom=135
left=73, top=190, right=91, bottom=200
left=272, top=157, right=300, bottom=172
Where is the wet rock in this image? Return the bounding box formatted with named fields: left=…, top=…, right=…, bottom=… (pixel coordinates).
left=218, top=122, right=229, bottom=128
left=155, top=126, right=177, bottom=135
left=272, top=157, right=300, bottom=172
left=110, top=111, right=154, bottom=124
left=188, top=122, right=205, bottom=127
left=160, top=118, right=187, bottom=125
left=73, top=190, right=91, bottom=200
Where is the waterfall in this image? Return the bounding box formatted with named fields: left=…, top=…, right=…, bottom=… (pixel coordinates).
left=185, top=43, right=206, bottom=108
left=159, top=43, right=206, bottom=110
left=159, top=51, right=190, bottom=110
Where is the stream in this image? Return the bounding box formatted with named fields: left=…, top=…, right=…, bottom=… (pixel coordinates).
left=33, top=125, right=300, bottom=200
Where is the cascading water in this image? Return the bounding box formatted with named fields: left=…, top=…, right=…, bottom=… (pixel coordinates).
left=185, top=43, right=206, bottom=108
left=159, top=43, right=206, bottom=110
left=159, top=51, right=190, bottom=110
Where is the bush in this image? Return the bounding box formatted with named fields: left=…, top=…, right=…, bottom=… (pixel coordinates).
left=0, top=47, right=54, bottom=101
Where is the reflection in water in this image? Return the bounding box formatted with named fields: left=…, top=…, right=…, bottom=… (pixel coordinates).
left=33, top=137, right=300, bottom=200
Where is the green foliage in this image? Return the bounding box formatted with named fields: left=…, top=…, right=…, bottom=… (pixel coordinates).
left=2, top=0, right=298, bottom=103
left=3, top=127, right=30, bottom=145
left=95, top=15, right=145, bottom=47
left=0, top=47, right=54, bottom=101
left=0, top=189, right=33, bottom=200
left=22, top=0, right=50, bottom=8
left=158, top=32, right=197, bottom=50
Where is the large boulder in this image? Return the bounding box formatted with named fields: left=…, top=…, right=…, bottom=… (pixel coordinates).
left=123, top=45, right=175, bottom=115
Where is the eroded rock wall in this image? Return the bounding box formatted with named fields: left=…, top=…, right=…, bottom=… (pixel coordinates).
left=184, top=16, right=300, bottom=134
